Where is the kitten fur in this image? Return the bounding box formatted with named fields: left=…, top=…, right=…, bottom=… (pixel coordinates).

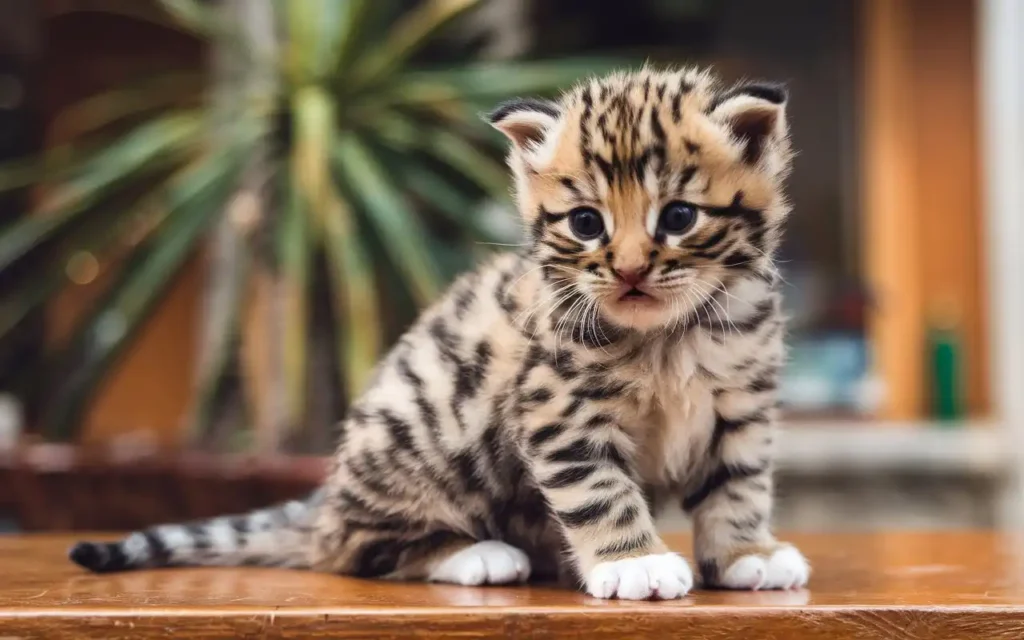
left=69, top=66, right=809, bottom=599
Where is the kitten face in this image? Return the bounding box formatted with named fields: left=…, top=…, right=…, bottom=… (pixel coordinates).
left=490, top=68, right=793, bottom=333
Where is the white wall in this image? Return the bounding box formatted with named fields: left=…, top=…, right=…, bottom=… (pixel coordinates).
left=979, top=0, right=1024, bottom=526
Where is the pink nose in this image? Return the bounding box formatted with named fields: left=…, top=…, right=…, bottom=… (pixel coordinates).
left=614, top=267, right=647, bottom=286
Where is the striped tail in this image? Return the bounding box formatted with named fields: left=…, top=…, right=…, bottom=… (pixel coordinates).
left=68, top=489, right=323, bottom=573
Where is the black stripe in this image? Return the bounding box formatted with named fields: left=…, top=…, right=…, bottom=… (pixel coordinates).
left=459, top=340, right=492, bottom=399
left=682, top=462, right=767, bottom=512
left=429, top=317, right=462, bottom=364
left=572, top=378, right=628, bottom=400
left=521, top=387, right=553, bottom=406
left=547, top=438, right=629, bottom=473
left=489, top=97, right=558, bottom=123
left=594, top=155, right=615, bottom=185
left=380, top=409, right=416, bottom=450
left=560, top=396, right=585, bottom=419
left=186, top=524, right=211, bottom=550
left=557, top=497, right=617, bottom=528
left=453, top=450, right=486, bottom=494
left=397, top=357, right=443, bottom=442
left=453, top=285, right=476, bottom=320
left=733, top=300, right=775, bottom=333
left=703, top=199, right=764, bottom=227
left=600, top=442, right=630, bottom=473
left=728, top=512, right=765, bottom=531
left=548, top=349, right=579, bottom=380
left=660, top=259, right=683, bottom=275
left=723, top=250, right=755, bottom=270
left=707, top=82, right=787, bottom=114
left=746, top=368, right=779, bottom=393
left=338, top=489, right=411, bottom=526
left=528, top=422, right=566, bottom=451
left=596, top=531, right=654, bottom=558
left=451, top=340, right=493, bottom=431
left=650, top=109, right=666, bottom=144
left=353, top=451, right=406, bottom=496
left=230, top=514, right=251, bottom=536
left=612, top=503, right=641, bottom=529
left=513, top=344, right=547, bottom=391
left=542, top=239, right=583, bottom=256
left=584, top=413, right=616, bottom=429
left=708, top=411, right=766, bottom=456
left=546, top=255, right=582, bottom=267
left=561, top=176, right=582, bottom=198
left=543, top=209, right=568, bottom=225
left=543, top=464, right=599, bottom=489
left=547, top=438, right=590, bottom=464
left=698, top=559, right=719, bottom=586
left=142, top=531, right=172, bottom=566
left=677, top=165, right=698, bottom=192
left=689, top=227, right=730, bottom=252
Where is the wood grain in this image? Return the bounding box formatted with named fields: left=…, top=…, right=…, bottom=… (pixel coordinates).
left=1, top=532, right=1023, bottom=638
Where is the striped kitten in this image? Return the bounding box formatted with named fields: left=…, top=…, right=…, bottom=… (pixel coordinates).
left=70, top=66, right=809, bottom=599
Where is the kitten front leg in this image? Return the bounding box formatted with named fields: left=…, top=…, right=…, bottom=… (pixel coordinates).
left=684, top=394, right=809, bottom=590
left=522, top=411, right=692, bottom=600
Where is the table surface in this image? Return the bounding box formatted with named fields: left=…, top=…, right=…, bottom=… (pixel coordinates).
left=2, top=531, right=1023, bottom=639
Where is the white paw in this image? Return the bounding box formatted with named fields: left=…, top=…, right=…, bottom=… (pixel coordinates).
left=720, top=546, right=809, bottom=590
left=586, top=553, right=693, bottom=600
left=428, top=541, right=531, bottom=586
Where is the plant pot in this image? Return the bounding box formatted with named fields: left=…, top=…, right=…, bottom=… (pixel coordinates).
left=0, top=443, right=326, bottom=531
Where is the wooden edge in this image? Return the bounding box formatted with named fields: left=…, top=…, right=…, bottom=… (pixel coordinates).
left=0, top=606, right=1021, bottom=639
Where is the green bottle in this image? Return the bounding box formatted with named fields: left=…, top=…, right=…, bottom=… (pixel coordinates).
left=927, top=300, right=964, bottom=422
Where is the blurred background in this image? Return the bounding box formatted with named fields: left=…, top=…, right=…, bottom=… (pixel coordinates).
left=0, top=0, right=1022, bottom=536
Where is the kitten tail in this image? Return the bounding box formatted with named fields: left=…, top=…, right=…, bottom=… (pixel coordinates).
left=68, top=489, right=324, bottom=573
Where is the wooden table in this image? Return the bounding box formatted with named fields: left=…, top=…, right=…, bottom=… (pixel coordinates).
left=1, top=531, right=1023, bottom=638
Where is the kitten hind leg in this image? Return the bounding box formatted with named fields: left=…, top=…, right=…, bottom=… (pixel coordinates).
left=426, top=540, right=532, bottom=585
left=310, top=496, right=532, bottom=585
left=314, top=526, right=531, bottom=585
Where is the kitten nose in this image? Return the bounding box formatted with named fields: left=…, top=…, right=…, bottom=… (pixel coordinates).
left=614, top=267, right=647, bottom=286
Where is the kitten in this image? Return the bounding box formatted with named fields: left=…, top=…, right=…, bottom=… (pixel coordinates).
left=69, top=66, right=809, bottom=599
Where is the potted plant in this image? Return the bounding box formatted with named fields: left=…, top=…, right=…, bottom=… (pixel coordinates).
left=0, top=0, right=620, bottom=530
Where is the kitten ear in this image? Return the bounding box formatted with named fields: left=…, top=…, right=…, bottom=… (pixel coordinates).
left=487, top=98, right=559, bottom=150
left=709, top=82, right=788, bottom=165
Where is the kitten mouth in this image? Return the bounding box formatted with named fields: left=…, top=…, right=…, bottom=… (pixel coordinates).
left=618, top=287, right=655, bottom=302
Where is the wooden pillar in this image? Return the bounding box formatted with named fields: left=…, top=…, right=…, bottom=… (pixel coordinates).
left=861, top=0, right=985, bottom=419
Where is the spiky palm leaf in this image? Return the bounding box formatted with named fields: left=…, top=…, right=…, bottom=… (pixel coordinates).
left=0, top=0, right=624, bottom=449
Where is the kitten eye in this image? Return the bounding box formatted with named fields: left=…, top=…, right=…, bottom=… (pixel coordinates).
left=658, top=201, right=698, bottom=234
left=568, top=207, right=605, bottom=240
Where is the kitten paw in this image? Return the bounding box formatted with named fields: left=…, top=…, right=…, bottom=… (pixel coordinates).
left=428, top=541, right=531, bottom=586
left=586, top=553, right=693, bottom=600
left=720, top=545, right=809, bottom=590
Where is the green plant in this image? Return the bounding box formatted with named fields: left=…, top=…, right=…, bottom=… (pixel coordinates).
left=0, top=0, right=621, bottom=451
